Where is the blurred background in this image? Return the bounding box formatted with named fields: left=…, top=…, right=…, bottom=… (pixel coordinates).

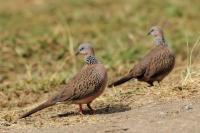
left=0, top=0, right=200, bottom=108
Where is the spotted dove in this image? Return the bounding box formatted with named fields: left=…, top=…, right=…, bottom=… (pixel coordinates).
left=19, top=42, right=107, bottom=118
left=108, top=26, right=175, bottom=87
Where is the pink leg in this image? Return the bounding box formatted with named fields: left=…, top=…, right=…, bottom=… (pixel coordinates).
left=87, top=103, right=95, bottom=114
left=79, top=104, right=84, bottom=115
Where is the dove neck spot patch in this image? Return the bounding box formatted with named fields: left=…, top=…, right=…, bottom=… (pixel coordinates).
left=85, top=55, right=98, bottom=64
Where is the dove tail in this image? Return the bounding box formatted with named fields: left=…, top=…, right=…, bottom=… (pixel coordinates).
left=108, top=74, right=133, bottom=88
left=19, top=100, right=56, bottom=119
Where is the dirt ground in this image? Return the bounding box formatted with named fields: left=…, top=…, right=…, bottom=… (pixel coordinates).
left=1, top=99, right=200, bottom=133
left=1, top=64, right=200, bottom=133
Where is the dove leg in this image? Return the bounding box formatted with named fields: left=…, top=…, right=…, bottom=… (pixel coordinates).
left=147, top=81, right=154, bottom=87
left=87, top=103, right=95, bottom=114
left=78, top=104, right=84, bottom=114
left=146, top=81, right=154, bottom=95
left=157, top=81, right=161, bottom=89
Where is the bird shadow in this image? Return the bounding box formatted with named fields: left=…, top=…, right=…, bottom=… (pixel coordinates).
left=53, top=104, right=131, bottom=118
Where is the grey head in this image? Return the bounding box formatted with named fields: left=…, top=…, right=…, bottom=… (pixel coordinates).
left=76, top=42, right=98, bottom=64
left=147, top=26, right=166, bottom=46
left=75, top=42, right=95, bottom=56
left=147, top=26, right=163, bottom=37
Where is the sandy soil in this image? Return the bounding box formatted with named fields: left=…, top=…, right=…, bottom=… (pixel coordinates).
left=1, top=99, right=200, bottom=133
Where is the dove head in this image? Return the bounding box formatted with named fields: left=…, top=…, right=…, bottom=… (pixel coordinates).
left=76, top=42, right=98, bottom=64
left=147, top=26, right=163, bottom=37
left=76, top=42, right=95, bottom=56
left=147, top=26, right=166, bottom=46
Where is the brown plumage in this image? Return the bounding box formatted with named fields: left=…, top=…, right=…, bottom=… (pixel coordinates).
left=108, top=26, right=175, bottom=87
left=19, top=42, right=107, bottom=119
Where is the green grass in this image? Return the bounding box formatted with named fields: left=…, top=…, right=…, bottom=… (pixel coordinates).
left=0, top=0, right=200, bottom=97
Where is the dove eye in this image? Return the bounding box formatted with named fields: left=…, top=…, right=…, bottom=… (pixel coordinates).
left=80, top=47, right=84, bottom=51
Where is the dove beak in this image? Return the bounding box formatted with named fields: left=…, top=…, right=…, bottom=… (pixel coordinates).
left=75, top=51, right=80, bottom=56
left=147, top=31, right=151, bottom=36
